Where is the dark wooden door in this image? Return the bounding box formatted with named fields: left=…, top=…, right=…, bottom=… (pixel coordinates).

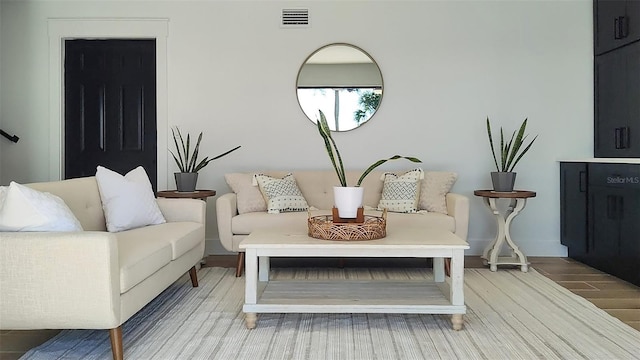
left=64, top=39, right=157, bottom=190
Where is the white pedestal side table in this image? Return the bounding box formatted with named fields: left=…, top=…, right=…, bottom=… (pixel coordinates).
left=474, top=190, right=536, bottom=272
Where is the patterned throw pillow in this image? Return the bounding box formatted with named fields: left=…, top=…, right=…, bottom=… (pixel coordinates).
left=253, top=173, right=309, bottom=214
left=377, top=168, right=424, bottom=213
left=418, top=171, right=458, bottom=214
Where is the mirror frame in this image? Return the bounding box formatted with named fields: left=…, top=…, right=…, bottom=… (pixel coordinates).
left=296, top=43, right=384, bottom=132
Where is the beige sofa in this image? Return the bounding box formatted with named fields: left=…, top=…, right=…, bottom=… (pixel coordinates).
left=217, top=170, right=469, bottom=276
left=0, top=176, right=206, bottom=360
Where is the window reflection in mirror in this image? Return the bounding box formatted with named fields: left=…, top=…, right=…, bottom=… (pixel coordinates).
left=296, top=44, right=383, bottom=131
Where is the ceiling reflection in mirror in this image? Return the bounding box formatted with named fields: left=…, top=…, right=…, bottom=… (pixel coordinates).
left=296, top=43, right=383, bottom=131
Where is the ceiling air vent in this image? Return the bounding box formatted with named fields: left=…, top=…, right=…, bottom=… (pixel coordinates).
left=281, top=8, right=310, bottom=28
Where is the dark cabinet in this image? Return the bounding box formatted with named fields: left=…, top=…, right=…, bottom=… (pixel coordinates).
left=560, top=162, right=640, bottom=286
left=594, top=39, right=640, bottom=158
left=594, top=0, right=640, bottom=55
left=560, top=163, right=588, bottom=259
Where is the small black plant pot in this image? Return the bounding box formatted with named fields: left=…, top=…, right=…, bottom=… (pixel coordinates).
left=175, top=172, right=198, bottom=192
left=491, top=172, right=516, bottom=192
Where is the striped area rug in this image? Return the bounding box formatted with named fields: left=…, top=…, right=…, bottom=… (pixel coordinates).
left=22, top=267, right=640, bottom=360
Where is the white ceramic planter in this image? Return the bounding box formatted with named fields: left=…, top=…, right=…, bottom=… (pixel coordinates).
left=333, top=186, right=364, bottom=218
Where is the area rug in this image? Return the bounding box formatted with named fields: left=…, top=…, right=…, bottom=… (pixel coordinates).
left=21, top=267, right=640, bottom=360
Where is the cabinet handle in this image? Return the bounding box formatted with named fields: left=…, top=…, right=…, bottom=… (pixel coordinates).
left=607, top=195, right=617, bottom=219
left=615, top=127, right=629, bottom=149
left=618, top=196, right=624, bottom=220
left=614, top=16, right=629, bottom=39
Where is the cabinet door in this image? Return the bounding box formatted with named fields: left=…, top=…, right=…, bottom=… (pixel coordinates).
left=560, top=163, right=588, bottom=258
left=595, top=0, right=640, bottom=55
left=619, top=189, right=640, bottom=285
left=595, top=42, right=640, bottom=158
left=589, top=187, right=621, bottom=274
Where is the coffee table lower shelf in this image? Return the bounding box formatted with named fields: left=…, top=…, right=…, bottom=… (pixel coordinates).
left=243, top=280, right=465, bottom=326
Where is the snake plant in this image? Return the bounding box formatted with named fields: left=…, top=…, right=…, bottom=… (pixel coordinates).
left=316, top=110, right=421, bottom=187
left=486, top=117, right=537, bottom=172
left=170, top=127, right=241, bottom=173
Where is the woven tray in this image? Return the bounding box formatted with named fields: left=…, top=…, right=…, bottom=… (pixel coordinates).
left=308, top=209, right=387, bottom=241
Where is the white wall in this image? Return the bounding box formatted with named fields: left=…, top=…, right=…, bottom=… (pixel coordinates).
left=0, top=0, right=594, bottom=256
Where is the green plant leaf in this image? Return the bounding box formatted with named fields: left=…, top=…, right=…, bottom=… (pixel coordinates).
left=315, top=110, right=421, bottom=187
left=486, top=118, right=500, bottom=172
left=486, top=118, right=537, bottom=173
left=317, top=110, right=347, bottom=186
left=170, top=127, right=240, bottom=173
left=171, top=127, right=186, bottom=172
left=356, top=155, right=422, bottom=187
left=210, top=145, right=242, bottom=161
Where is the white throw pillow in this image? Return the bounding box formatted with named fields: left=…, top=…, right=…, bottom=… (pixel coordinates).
left=95, top=166, right=166, bottom=232
left=224, top=173, right=267, bottom=214
left=0, top=181, right=83, bottom=232
left=253, top=173, right=309, bottom=214
left=377, top=168, right=424, bottom=213
left=418, top=171, right=458, bottom=214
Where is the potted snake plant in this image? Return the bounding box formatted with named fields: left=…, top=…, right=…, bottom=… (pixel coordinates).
left=486, top=117, right=537, bottom=192
left=316, top=110, right=421, bottom=218
left=170, top=127, right=241, bottom=192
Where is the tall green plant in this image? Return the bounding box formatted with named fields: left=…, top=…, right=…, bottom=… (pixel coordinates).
left=316, top=110, right=421, bottom=187
left=486, top=117, right=538, bottom=172
left=170, top=127, right=241, bottom=173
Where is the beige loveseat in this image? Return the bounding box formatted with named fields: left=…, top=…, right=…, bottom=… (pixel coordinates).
left=217, top=170, right=469, bottom=276
left=0, top=176, right=206, bottom=360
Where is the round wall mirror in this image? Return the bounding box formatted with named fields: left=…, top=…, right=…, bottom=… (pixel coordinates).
left=296, top=43, right=383, bottom=132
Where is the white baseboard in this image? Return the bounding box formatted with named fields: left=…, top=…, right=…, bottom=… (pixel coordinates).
left=205, top=238, right=569, bottom=257
left=466, top=238, right=568, bottom=257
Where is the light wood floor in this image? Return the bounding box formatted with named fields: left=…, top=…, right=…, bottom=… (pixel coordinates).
left=1, top=256, right=638, bottom=360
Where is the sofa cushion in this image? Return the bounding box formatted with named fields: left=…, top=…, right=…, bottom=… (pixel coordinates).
left=224, top=173, right=267, bottom=214
left=419, top=171, right=458, bottom=214
left=384, top=211, right=455, bottom=233
left=0, top=182, right=83, bottom=232
left=116, top=225, right=174, bottom=293
left=377, top=168, right=423, bottom=213
left=95, top=166, right=166, bottom=232
left=232, top=211, right=310, bottom=235
left=158, top=222, right=204, bottom=260
left=253, top=173, right=309, bottom=214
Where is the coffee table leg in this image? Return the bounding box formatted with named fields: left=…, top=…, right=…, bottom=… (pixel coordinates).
left=245, top=313, right=257, bottom=329
left=244, top=249, right=258, bottom=329
left=451, top=314, right=464, bottom=330
left=258, top=256, right=270, bottom=282
left=450, top=249, right=465, bottom=330
left=433, top=257, right=445, bottom=282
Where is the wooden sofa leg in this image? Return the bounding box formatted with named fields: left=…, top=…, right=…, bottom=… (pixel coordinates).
left=189, top=266, right=199, bottom=287
left=236, top=252, right=245, bottom=277
left=109, top=326, right=123, bottom=360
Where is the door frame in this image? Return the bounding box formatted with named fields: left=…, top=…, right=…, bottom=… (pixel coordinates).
left=48, top=18, right=169, bottom=190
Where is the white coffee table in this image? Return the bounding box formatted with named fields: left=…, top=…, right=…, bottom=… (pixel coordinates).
left=239, top=227, right=469, bottom=330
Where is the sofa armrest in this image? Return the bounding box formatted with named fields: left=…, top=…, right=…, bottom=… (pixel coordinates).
left=215, top=193, right=238, bottom=252
left=446, top=192, right=469, bottom=241
left=0, top=232, right=120, bottom=330
left=156, top=198, right=206, bottom=224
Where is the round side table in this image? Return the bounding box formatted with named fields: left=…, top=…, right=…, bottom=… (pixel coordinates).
left=474, top=190, right=536, bottom=272
left=157, top=190, right=216, bottom=201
